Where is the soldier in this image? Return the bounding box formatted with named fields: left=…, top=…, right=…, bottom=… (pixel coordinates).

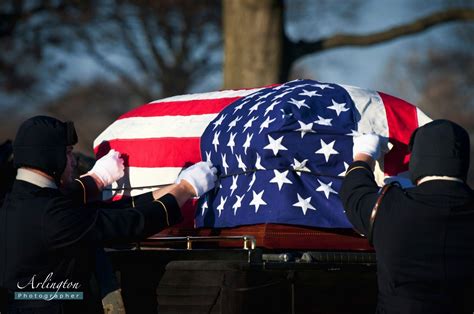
left=0, top=116, right=217, bottom=313
left=340, top=119, right=474, bottom=313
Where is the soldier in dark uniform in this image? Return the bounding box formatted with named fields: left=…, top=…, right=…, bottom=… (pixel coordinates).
left=340, top=119, right=474, bottom=313
left=0, top=140, right=15, bottom=205
left=0, top=116, right=217, bottom=314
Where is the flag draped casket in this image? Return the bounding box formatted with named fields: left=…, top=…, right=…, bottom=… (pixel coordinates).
left=94, top=80, right=430, bottom=250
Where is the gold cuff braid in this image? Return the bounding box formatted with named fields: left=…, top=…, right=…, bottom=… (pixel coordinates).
left=74, top=178, right=87, bottom=204
left=345, top=166, right=371, bottom=177
left=153, top=199, right=170, bottom=226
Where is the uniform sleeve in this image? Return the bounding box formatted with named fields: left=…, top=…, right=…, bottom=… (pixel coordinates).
left=43, top=193, right=182, bottom=249
left=97, top=191, right=158, bottom=210
left=94, top=193, right=182, bottom=244
left=61, top=176, right=102, bottom=205
left=339, top=161, right=380, bottom=236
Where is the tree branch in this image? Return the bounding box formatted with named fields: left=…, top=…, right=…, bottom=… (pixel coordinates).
left=75, top=28, right=151, bottom=100
left=137, top=8, right=167, bottom=77
left=113, top=12, right=151, bottom=76
left=290, top=8, right=474, bottom=60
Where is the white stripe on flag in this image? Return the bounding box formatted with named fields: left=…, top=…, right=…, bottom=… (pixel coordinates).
left=341, top=84, right=389, bottom=137
left=104, top=166, right=182, bottom=198
left=416, top=107, right=431, bottom=127
left=149, top=87, right=264, bottom=103
left=93, top=114, right=218, bottom=146
left=342, top=84, right=390, bottom=186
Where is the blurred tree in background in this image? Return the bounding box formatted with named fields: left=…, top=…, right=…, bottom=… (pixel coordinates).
left=384, top=21, right=474, bottom=182
left=223, top=0, right=474, bottom=88
left=0, top=0, right=221, bottom=153
left=0, top=0, right=221, bottom=101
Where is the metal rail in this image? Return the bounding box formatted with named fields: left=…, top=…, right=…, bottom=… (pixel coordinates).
left=137, top=235, right=257, bottom=250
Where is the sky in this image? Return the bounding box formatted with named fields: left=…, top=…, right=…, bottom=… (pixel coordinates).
left=189, top=0, right=473, bottom=107
left=2, top=0, right=473, bottom=111
left=285, top=0, right=473, bottom=105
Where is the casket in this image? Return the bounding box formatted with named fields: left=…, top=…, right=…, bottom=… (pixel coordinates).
left=94, top=79, right=430, bottom=251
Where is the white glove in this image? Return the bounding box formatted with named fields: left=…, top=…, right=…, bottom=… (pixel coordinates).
left=89, top=149, right=125, bottom=186
left=176, top=161, right=218, bottom=197
left=353, top=134, right=382, bottom=160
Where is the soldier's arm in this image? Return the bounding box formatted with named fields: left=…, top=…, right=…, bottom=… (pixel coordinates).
left=340, top=155, right=380, bottom=236
left=61, top=175, right=103, bottom=204
left=43, top=181, right=198, bottom=248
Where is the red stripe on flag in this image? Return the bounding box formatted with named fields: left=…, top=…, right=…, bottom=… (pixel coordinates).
left=94, top=138, right=201, bottom=167
left=117, top=97, right=241, bottom=119
left=379, top=92, right=419, bottom=176
left=112, top=194, right=123, bottom=201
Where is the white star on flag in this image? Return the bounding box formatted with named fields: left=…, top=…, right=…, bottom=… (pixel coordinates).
left=221, top=153, right=229, bottom=174
left=248, top=101, right=264, bottom=115
left=243, top=116, right=258, bottom=133
left=259, top=116, right=276, bottom=134
left=226, top=132, right=237, bottom=153
left=295, top=121, right=316, bottom=138
left=217, top=196, right=228, bottom=217
left=313, top=83, right=334, bottom=90
left=230, top=175, right=238, bottom=196
left=233, top=102, right=245, bottom=114
left=287, top=83, right=311, bottom=90
left=205, top=151, right=212, bottom=163
left=316, top=179, right=338, bottom=199
left=299, top=89, right=321, bottom=97
left=201, top=199, right=208, bottom=216
left=264, top=101, right=279, bottom=116
left=250, top=91, right=263, bottom=98
left=227, top=116, right=242, bottom=132
left=291, top=158, right=310, bottom=176
left=269, top=170, right=293, bottom=191
left=280, top=109, right=293, bottom=119
left=232, top=194, right=245, bottom=215
left=243, top=133, right=253, bottom=155
left=328, top=99, right=349, bottom=116
left=257, top=92, right=273, bottom=101
left=272, top=83, right=287, bottom=90
left=338, top=162, right=350, bottom=177
left=264, top=135, right=288, bottom=156
left=347, top=129, right=360, bottom=136
left=272, top=90, right=292, bottom=100
left=247, top=173, right=256, bottom=192
left=293, top=193, right=316, bottom=215
left=212, top=114, right=226, bottom=130
left=236, top=154, right=247, bottom=172
left=288, top=98, right=310, bottom=109
left=212, top=131, right=220, bottom=152
left=250, top=190, right=267, bottom=213
left=314, top=115, right=332, bottom=126
left=255, top=153, right=265, bottom=170
left=315, top=139, right=339, bottom=162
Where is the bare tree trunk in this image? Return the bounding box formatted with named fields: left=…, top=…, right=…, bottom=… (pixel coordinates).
left=223, top=0, right=283, bottom=89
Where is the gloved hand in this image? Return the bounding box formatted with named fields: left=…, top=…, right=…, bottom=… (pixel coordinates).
left=89, top=149, right=125, bottom=186
left=176, top=161, right=218, bottom=197
left=353, top=133, right=383, bottom=160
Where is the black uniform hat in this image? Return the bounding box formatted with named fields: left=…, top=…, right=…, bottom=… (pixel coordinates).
left=408, top=119, right=470, bottom=183
left=13, top=116, right=78, bottom=181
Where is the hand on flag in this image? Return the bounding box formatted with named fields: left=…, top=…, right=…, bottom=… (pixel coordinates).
left=88, top=149, right=125, bottom=187
left=176, top=161, right=218, bottom=197
left=353, top=133, right=391, bottom=161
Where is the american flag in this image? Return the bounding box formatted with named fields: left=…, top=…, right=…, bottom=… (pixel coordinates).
left=93, top=79, right=430, bottom=228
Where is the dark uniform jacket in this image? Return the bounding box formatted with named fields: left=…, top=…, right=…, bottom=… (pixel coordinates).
left=0, top=177, right=181, bottom=313
left=340, top=161, right=474, bottom=314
